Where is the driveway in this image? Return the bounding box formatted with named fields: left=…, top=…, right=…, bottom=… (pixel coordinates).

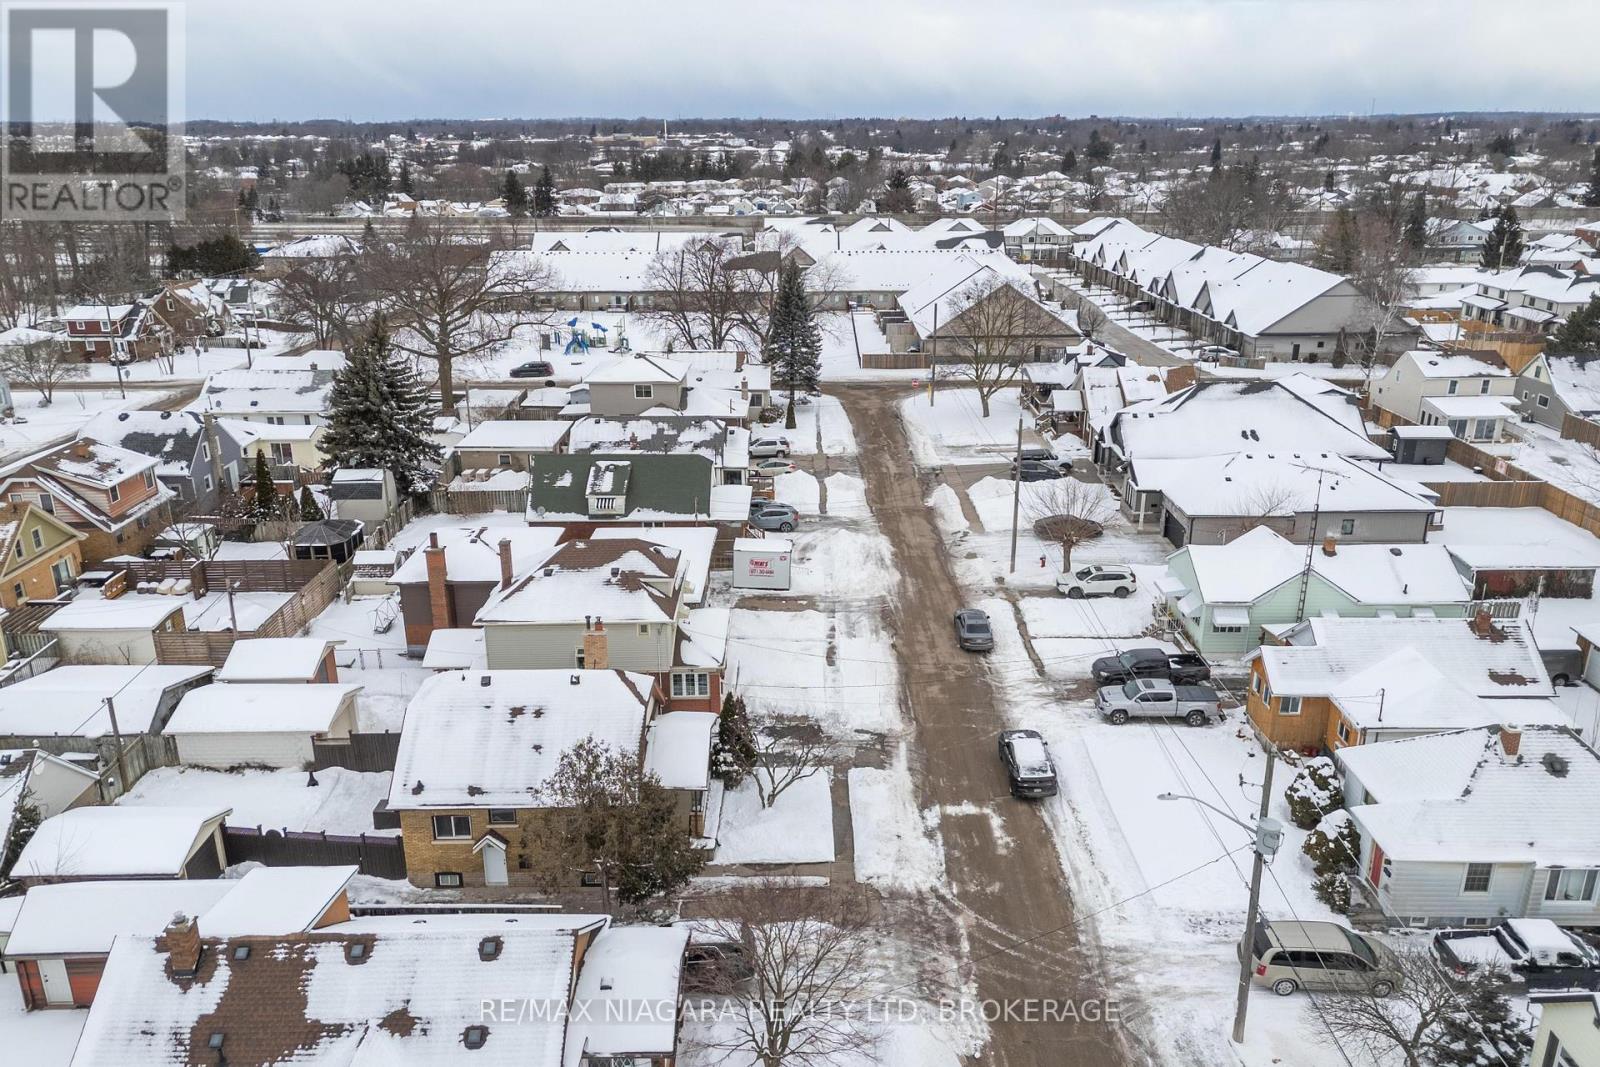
left=836, top=383, right=1133, bottom=1067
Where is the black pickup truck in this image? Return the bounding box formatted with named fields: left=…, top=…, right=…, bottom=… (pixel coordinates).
left=1090, top=648, right=1212, bottom=686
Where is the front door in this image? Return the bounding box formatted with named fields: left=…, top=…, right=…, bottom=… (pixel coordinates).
left=38, top=958, right=73, bottom=1005
left=1367, top=842, right=1385, bottom=889
left=481, top=843, right=508, bottom=886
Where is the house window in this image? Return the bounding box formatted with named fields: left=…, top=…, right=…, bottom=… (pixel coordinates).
left=1462, top=863, right=1493, bottom=893
left=1479, top=379, right=1491, bottom=394
left=143, top=471, right=155, bottom=489
left=1538, top=395, right=1550, bottom=408
left=434, top=872, right=463, bottom=888
left=29, top=528, right=42, bottom=550
left=37, top=493, right=53, bottom=513
left=634, top=384, right=653, bottom=400
left=203, top=475, right=213, bottom=491
left=672, top=671, right=711, bottom=698
left=1545, top=1040, right=1581, bottom=1067
left=574, top=646, right=585, bottom=668
left=1212, top=621, right=1243, bottom=634
left=580, top=871, right=603, bottom=887
left=497, top=453, right=512, bottom=467
left=11, top=582, right=23, bottom=602
left=1446, top=380, right=1459, bottom=395
left=487, top=809, right=517, bottom=826
left=1339, top=519, right=1355, bottom=536
left=267, top=416, right=285, bottom=426
left=108, top=483, right=120, bottom=503
left=1336, top=718, right=1353, bottom=743
left=1250, top=672, right=1264, bottom=697
left=431, top=814, right=472, bottom=841
left=12, top=542, right=21, bottom=560
left=1544, top=868, right=1600, bottom=902
left=200, top=443, right=209, bottom=462
left=637, top=624, right=649, bottom=636
left=1277, top=696, right=1302, bottom=716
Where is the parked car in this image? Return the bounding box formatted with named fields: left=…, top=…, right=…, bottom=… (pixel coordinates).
left=509, top=360, right=555, bottom=379
left=1195, top=345, right=1237, bottom=361
left=1095, top=679, right=1221, bottom=727
left=750, top=504, right=799, bottom=533
left=1057, top=564, right=1137, bottom=599
left=751, top=458, right=798, bottom=479
left=1018, top=447, right=1072, bottom=473
left=1244, top=920, right=1402, bottom=998
left=1090, top=648, right=1211, bottom=686
left=1433, top=919, right=1600, bottom=990
left=1012, top=459, right=1068, bottom=482
left=954, top=608, right=994, bottom=652
left=749, top=435, right=792, bottom=459
left=998, top=729, right=1058, bottom=798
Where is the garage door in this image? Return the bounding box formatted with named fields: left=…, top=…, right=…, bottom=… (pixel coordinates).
left=1162, top=509, right=1187, bottom=548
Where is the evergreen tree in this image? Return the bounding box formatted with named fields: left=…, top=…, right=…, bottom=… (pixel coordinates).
left=297, top=486, right=325, bottom=522
left=533, top=166, right=556, bottom=217
left=1084, top=128, right=1112, bottom=163
left=166, top=233, right=259, bottom=278
left=1061, top=148, right=1077, bottom=173
left=502, top=170, right=529, bottom=216
left=711, top=692, right=758, bottom=788
left=1553, top=294, right=1600, bottom=353
left=764, top=260, right=822, bottom=430
left=880, top=168, right=915, bottom=213
left=1428, top=970, right=1532, bottom=1067
left=1402, top=190, right=1428, bottom=254
left=991, top=145, right=1011, bottom=175
left=398, top=161, right=414, bottom=197
left=1585, top=147, right=1600, bottom=208
left=247, top=451, right=280, bottom=521
left=1210, top=136, right=1222, bottom=169
left=319, top=321, right=443, bottom=493
left=1316, top=207, right=1360, bottom=273
left=1480, top=205, right=1525, bottom=270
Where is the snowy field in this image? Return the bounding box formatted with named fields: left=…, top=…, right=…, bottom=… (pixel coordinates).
left=849, top=743, right=945, bottom=893
left=713, top=769, right=835, bottom=865
left=118, top=766, right=395, bottom=837
left=898, top=387, right=1057, bottom=466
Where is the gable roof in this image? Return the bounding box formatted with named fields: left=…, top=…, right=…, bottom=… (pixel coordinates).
left=525, top=453, right=728, bottom=522
left=477, top=538, right=681, bottom=626
left=78, top=410, right=205, bottom=478
left=1136, top=452, right=1436, bottom=520
left=14, top=805, right=230, bottom=879
left=1176, top=526, right=1467, bottom=606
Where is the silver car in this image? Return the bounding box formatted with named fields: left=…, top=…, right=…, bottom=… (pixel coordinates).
left=1245, top=920, right=1402, bottom=998
left=954, top=608, right=994, bottom=652
left=750, top=504, right=799, bottom=532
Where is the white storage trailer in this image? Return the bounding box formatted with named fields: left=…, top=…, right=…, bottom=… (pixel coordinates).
left=732, top=537, right=792, bottom=591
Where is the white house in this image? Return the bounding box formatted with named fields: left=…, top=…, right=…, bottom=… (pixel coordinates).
left=1368, top=349, right=1514, bottom=425
left=1336, top=725, right=1600, bottom=927
left=1529, top=991, right=1600, bottom=1067
left=162, top=683, right=361, bottom=769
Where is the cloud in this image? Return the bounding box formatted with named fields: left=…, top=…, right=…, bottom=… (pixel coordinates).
left=184, top=0, right=1600, bottom=120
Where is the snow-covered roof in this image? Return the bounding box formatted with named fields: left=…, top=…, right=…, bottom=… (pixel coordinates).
left=78, top=410, right=203, bottom=478
left=583, top=353, right=689, bottom=386
left=0, top=665, right=211, bottom=737
left=589, top=526, right=716, bottom=606
left=388, top=669, right=652, bottom=810
left=216, top=638, right=337, bottom=682
left=894, top=253, right=1040, bottom=338
left=1176, top=526, right=1467, bottom=606
left=391, top=526, right=564, bottom=586
left=563, top=925, right=690, bottom=1066
left=1135, top=452, right=1435, bottom=518
left=39, top=593, right=185, bottom=632
left=14, top=805, right=230, bottom=879
left=1420, top=394, right=1519, bottom=419
left=164, top=683, right=360, bottom=735
left=1401, top=349, right=1510, bottom=379
left=197, top=864, right=357, bottom=937
left=1329, top=648, right=1567, bottom=732
left=477, top=539, right=682, bottom=626
left=1342, top=726, right=1600, bottom=865
left=421, top=628, right=487, bottom=670
left=453, top=420, right=573, bottom=452
left=1541, top=354, right=1600, bottom=416
left=642, top=712, right=717, bottom=791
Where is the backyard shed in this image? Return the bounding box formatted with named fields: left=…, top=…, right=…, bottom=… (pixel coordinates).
left=1388, top=424, right=1454, bottom=465
left=162, top=682, right=361, bottom=769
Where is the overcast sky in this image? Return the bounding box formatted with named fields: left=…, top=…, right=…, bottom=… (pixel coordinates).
left=184, top=0, right=1599, bottom=121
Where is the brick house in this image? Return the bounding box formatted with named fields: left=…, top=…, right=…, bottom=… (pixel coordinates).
left=0, top=440, right=175, bottom=561
left=0, top=501, right=84, bottom=609
left=58, top=303, right=172, bottom=363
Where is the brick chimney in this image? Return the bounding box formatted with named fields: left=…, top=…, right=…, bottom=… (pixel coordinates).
left=739, top=376, right=749, bottom=401
left=498, top=538, right=514, bottom=591
left=1500, top=723, right=1522, bottom=758
left=1471, top=609, right=1494, bottom=638
left=583, top=617, right=608, bottom=671
left=163, top=912, right=202, bottom=977
left=424, top=532, right=454, bottom=634
left=1321, top=537, right=1337, bottom=557
left=1163, top=364, right=1197, bottom=394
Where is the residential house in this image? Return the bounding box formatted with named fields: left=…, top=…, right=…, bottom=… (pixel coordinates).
left=1415, top=392, right=1520, bottom=443
left=58, top=304, right=171, bottom=363
left=215, top=637, right=340, bottom=684
left=566, top=415, right=751, bottom=485
left=142, top=282, right=215, bottom=347
left=11, top=805, right=231, bottom=887
left=1164, top=527, right=1470, bottom=657
left=1127, top=451, right=1438, bottom=548
left=325, top=468, right=401, bottom=526
left=162, top=683, right=361, bottom=769
left=3, top=866, right=354, bottom=1009
left=476, top=537, right=728, bottom=712
left=525, top=453, right=751, bottom=546
left=39, top=594, right=187, bottom=665
left=582, top=353, right=693, bottom=417
left=1423, top=218, right=1495, bottom=262
left=886, top=254, right=1076, bottom=362
left=77, top=410, right=244, bottom=510
left=446, top=420, right=572, bottom=489
left=387, top=668, right=658, bottom=889
left=0, top=750, right=99, bottom=868
left=1369, top=350, right=1515, bottom=427
left=192, top=357, right=342, bottom=467
left=1529, top=991, right=1600, bottom=1067
left=1516, top=351, right=1600, bottom=432
left=1460, top=266, right=1600, bottom=337
left=1336, top=725, right=1600, bottom=927
left=1246, top=614, right=1554, bottom=751
left=0, top=440, right=174, bottom=561
left=0, top=665, right=214, bottom=769
left=393, top=527, right=564, bottom=655
left=0, top=502, right=84, bottom=609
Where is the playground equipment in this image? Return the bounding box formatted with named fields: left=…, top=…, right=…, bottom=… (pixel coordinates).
left=562, top=318, right=611, bottom=356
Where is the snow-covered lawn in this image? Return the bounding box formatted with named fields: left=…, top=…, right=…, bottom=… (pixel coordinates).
left=1018, top=572, right=1165, bottom=639
left=770, top=394, right=859, bottom=455
left=773, top=470, right=821, bottom=514
left=713, top=769, right=835, bottom=865
left=786, top=527, right=897, bottom=602
left=118, top=766, right=394, bottom=837
left=1501, top=420, right=1600, bottom=505
left=849, top=744, right=945, bottom=893
left=898, top=387, right=1037, bottom=466
left=726, top=607, right=900, bottom=736
left=0, top=387, right=179, bottom=461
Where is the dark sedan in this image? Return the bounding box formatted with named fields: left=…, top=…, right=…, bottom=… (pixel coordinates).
left=1012, top=459, right=1068, bottom=482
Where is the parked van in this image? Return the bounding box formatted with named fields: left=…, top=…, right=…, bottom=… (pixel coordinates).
left=1244, top=920, right=1402, bottom=997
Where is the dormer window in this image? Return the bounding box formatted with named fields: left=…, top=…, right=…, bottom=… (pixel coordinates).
left=108, top=484, right=120, bottom=503
left=142, top=471, right=155, bottom=489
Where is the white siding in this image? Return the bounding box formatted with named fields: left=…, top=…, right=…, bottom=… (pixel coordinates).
left=1377, top=858, right=1532, bottom=924
left=176, top=732, right=315, bottom=769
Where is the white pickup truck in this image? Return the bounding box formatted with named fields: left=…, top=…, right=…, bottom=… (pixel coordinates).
left=1095, top=678, right=1222, bottom=727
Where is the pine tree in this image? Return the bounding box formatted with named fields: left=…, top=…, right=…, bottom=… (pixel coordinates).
left=1585, top=147, right=1600, bottom=208
left=1316, top=207, right=1360, bottom=273
left=533, top=167, right=556, bottom=217
left=1061, top=148, right=1077, bottom=173
left=1480, top=205, right=1525, bottom=270
left=503, top=170, right=529, bottom=216
left=712, top=692, right=758, bottom=788
left=880, top=168, right=915, bottom=213
left=297, top=486, right=324, bottom=522
left=1553, top=294, right=1600, bottom=353
left=247, top=451, right=280, bottom=522
left=319, top=321, right=443, bottom=493
left=398, top=161, right=415, bottom=197
left=764, top=260, right=822, bottom=430
left=1428, top=970, right=1532, bottom=1067
left=1402, top=190, right=1428, bottom=254
left=1210, top=136, right=1222, bottom=169
left=991, top=145, right=1011, bottom=175
left=1084, top=128, right=1112, bottom=163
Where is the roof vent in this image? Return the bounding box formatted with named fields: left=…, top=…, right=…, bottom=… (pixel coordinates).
left=117, top=412, right=130, bottom=421
left=543, top=567, right=554, bottom=577
left=232, top=944, right=251, bottom=961
left=599, top=975, right=615, bottom=991
left=480, top=675, right=492, bottom=687
left=569, top=674, right=580, bottom=685
left=463, top=1025, right=488, bottom=1050
left=411, top=780, right=424, bottom=795
left=1543, top=752, right=1570, bottom=778
left=610, top=566, right=621, bottom=578
left=478, top=936, right=503, bottom=961
left=1389, top=547, right=1402, bottom=556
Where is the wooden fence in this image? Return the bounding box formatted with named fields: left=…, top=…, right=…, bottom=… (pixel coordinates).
left=223, top=826, right=406, bottom=880
left=427, top=488, right=529, bottom=515
left=1421, top=480, right=1548, bottom=508
left=1562, top=412, right=1600, bottom=451
left=311, top=732, right=402, bottom=773
left=152, top=561, right=341, bottom=667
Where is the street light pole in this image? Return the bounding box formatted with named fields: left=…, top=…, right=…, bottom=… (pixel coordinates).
left=1008, top=415, right=1023, bottom=572
left=1158, top=744, right=1280, bottom=1046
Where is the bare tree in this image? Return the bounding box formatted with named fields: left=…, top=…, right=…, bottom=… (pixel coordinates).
left=272, top=255, right=367, bottom=348
left=751, top=726, right=829, bottom=810
left=637, top=237, right=765, bottom=352
left=363, top=218, right=554, bottom=413
left=1344, top=213, right=1419, bottom=390
left=1023, top=477, right=1115, bottom=573
left=1075, top=300, right=1108, bottom=343
left=699, top=881, right=878, bottom=1067
left=1315, top=945, right=1473, bottom=1067
left=944, top=277, right=1063, bottom=417
left=0, top=334, right=86, bottom=406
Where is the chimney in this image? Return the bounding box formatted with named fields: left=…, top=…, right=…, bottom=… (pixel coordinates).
left=583, top=617, right=609, bottom=671
left=424, top=537, right=453, bottom=636
left=1163, top=364, right=1197, bottom=394
left=1471, top=609, right=1494, bottom=638
left=498, top=538, right=514, bottom=591
left=163, top=912, right=202, bottom=977
left=1500, top=723, right=1522, bottom=758
left=1321, top=537, right=1337, bottom=557
left=739, top=376, right=749, bottom=401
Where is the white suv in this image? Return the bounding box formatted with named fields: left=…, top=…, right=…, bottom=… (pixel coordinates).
left=1057, top=564, right=1137, bottom=599
left=749, top=436, right=792, bottom=458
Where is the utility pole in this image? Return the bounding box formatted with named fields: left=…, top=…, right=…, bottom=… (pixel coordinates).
left=928, top=302, right=938, bottom=407
left=102, top=696, right=131, bottom=799
left=1008, top=415, right=1023, bottom=572
left=1233, top=745, right=1277, bottom=1045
